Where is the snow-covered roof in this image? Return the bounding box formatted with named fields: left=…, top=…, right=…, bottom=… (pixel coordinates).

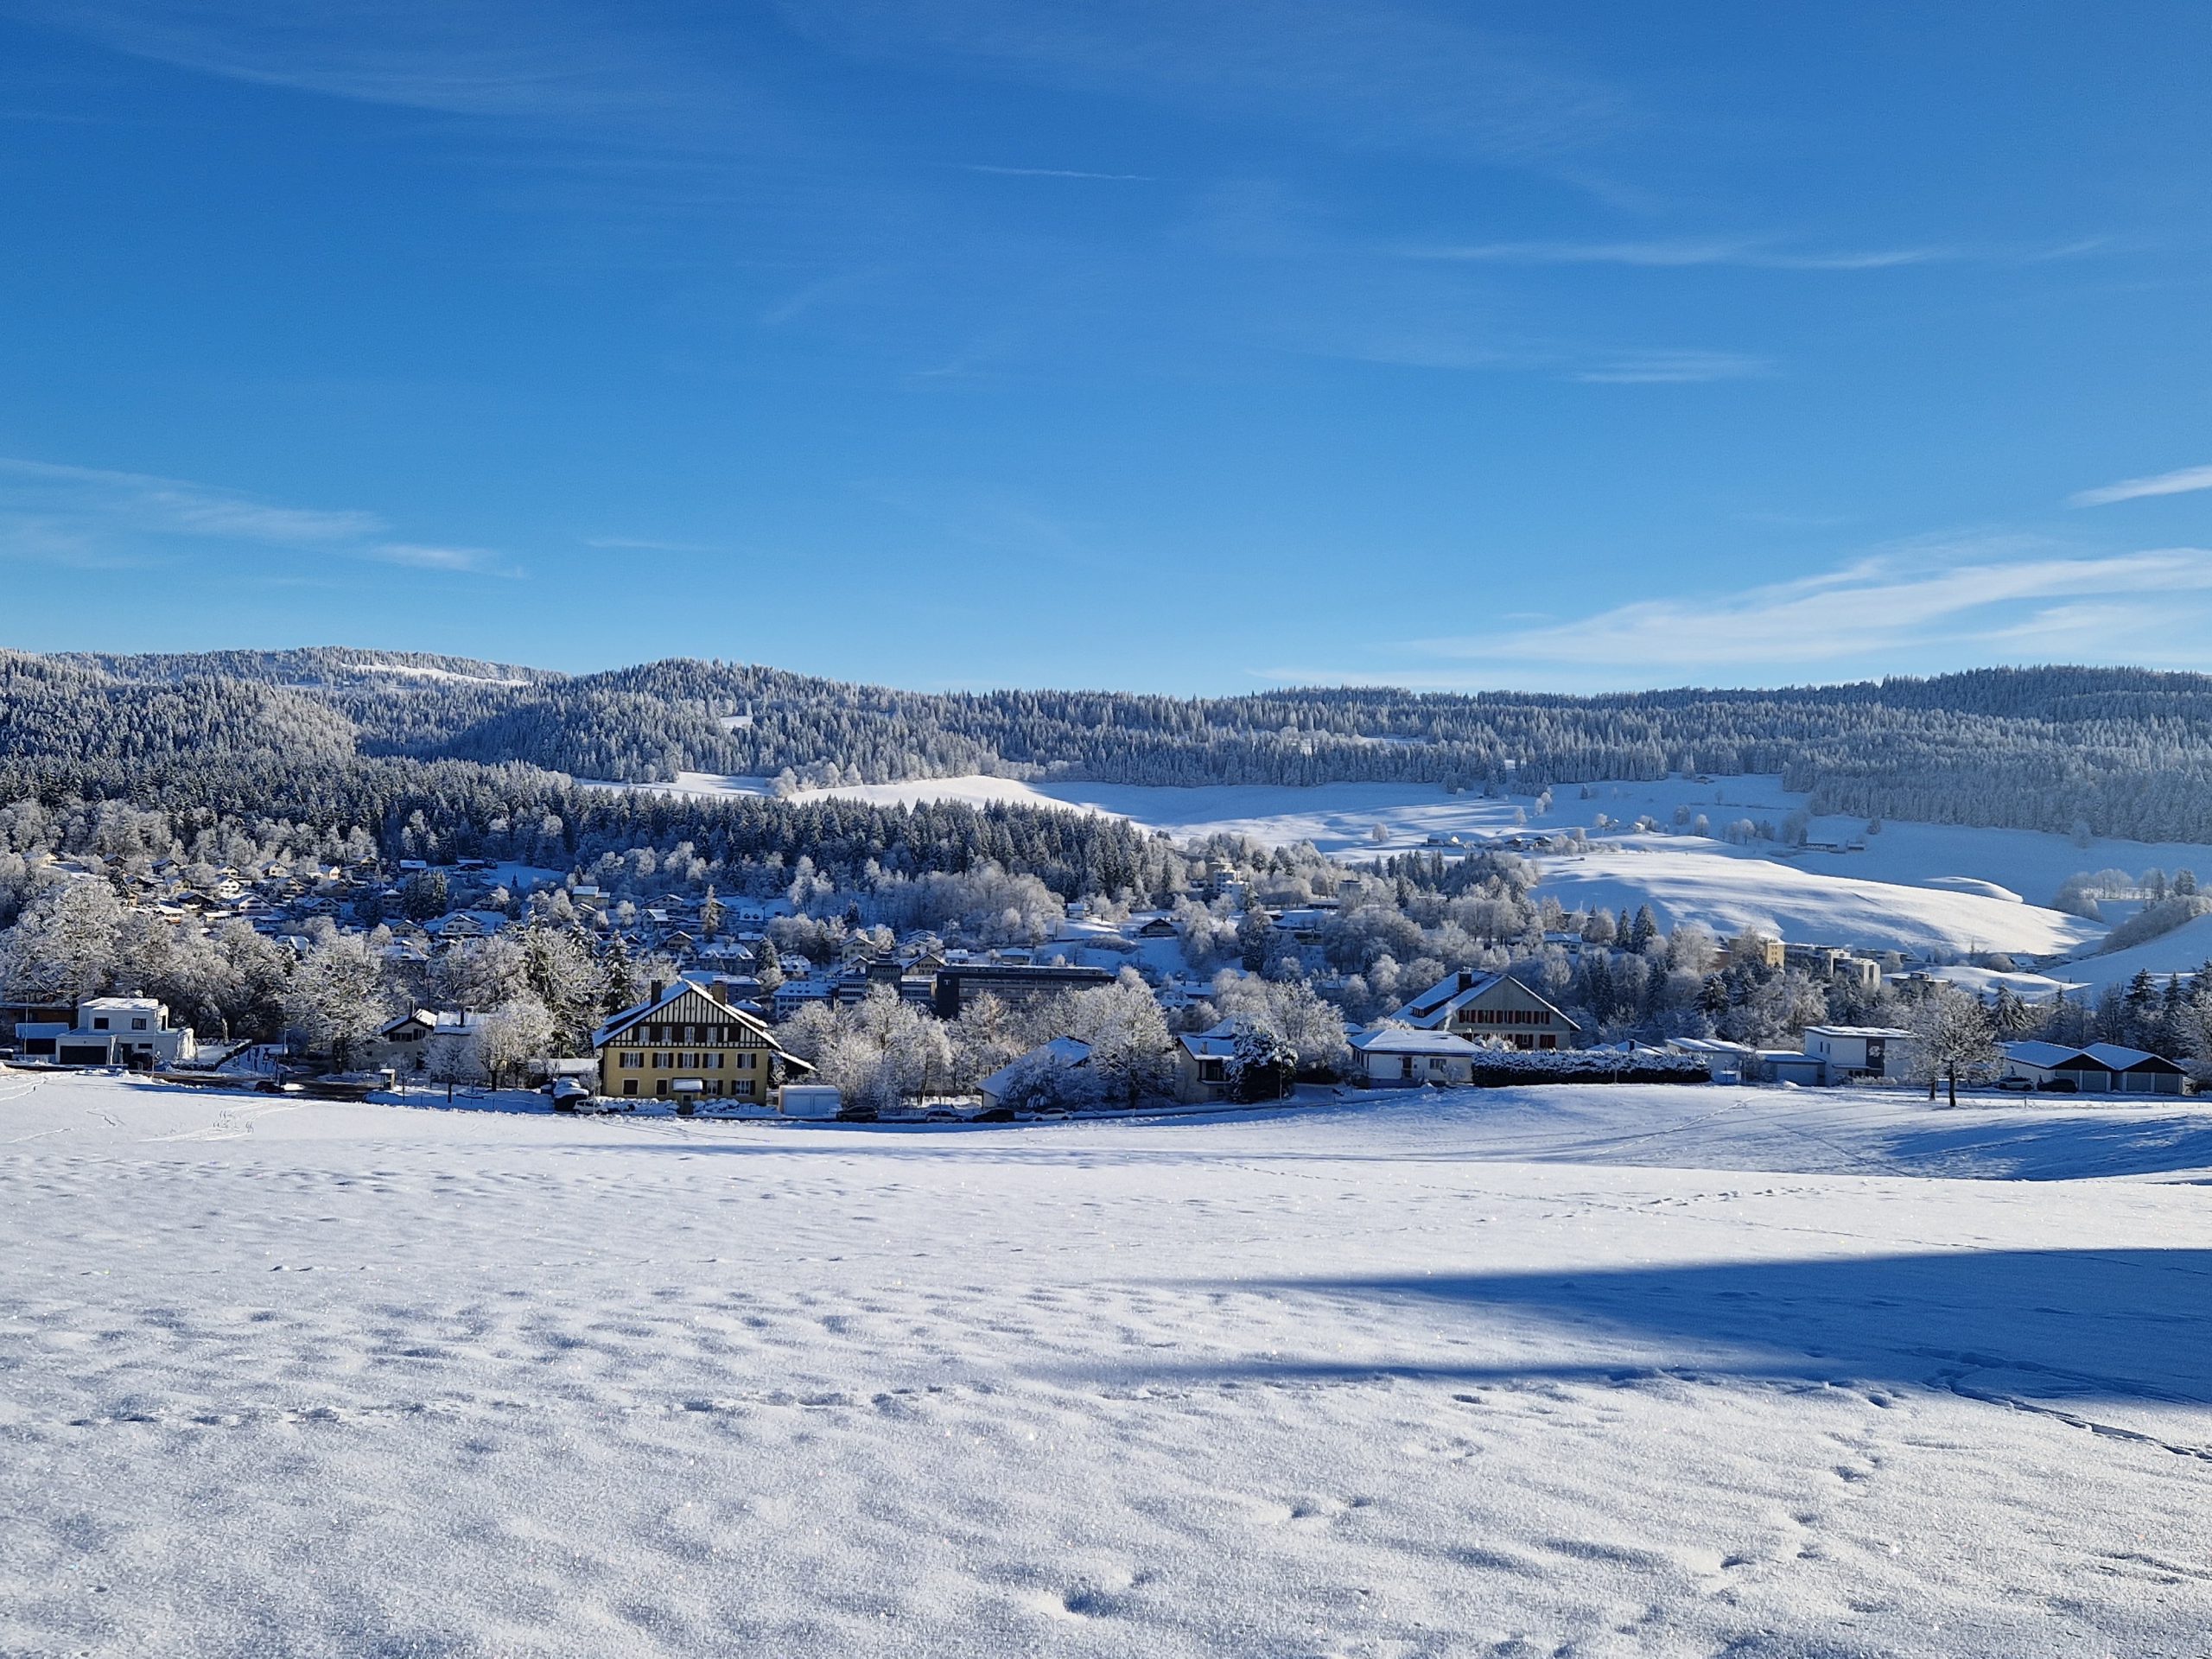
left=1395, top=970, right=1503, bottom=1026
left=980, top=1037, right=1090, bottom=1098
left=1179, top=1018, right=1249, bottom=1059
left=2001, top=1039, right=2087, bottom=1070
left=1667, top=1037, right=1758, bottom=1057
left=1351, top=1028, right=1480, bottom=1057
left=1391, top=969, right=1579, bottom=1032
left=1802, top=1025, right=1913, bottom=1039
left=1999, top=1040, right=2183, bottom=1072
left=378, top=1009, right=480, bottom=1037
left=2079, top=1042, right=2183, bottom=1072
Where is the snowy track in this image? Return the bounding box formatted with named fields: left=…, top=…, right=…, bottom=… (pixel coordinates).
left=4, top=1074, right=2211, bottom=1656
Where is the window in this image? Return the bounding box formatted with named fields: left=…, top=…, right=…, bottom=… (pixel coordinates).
left=621, top=1052, right=641, bottom=1070
left=623, top=1079, right=637, bottom=1096
left=92, top=1017, right=109, bottom=1031
left=132, top=1018, right=148, bottom=1031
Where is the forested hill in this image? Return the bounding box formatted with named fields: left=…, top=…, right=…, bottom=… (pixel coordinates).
left=12, top=650, right=2212, bottom=842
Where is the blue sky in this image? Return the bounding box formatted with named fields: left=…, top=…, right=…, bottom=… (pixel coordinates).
left=2, top=3, right=2208, bottom=694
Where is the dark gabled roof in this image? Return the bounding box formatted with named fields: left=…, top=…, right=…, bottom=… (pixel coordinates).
left=591, top=981, right=782, bottom=1051
left=1393, top=970, right=1580, bottom=1032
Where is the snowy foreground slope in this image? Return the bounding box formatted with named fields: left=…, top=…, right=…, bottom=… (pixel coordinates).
left=7, top=1074, right=2212, bottom=1657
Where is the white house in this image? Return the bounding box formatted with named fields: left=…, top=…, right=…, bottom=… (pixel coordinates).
left=25, top=997, right=199, bottom=1068
left=1800, top=1026, right=1915, bottom=1084
left=1351, top=1027, right=1484, bottom=1087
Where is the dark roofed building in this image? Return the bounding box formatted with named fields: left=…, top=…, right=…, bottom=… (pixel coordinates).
left=932, top=963, right=1115, bottom=1020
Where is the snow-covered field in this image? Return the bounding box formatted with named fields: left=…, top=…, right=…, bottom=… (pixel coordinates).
left=8, top=1070, right=2212, bottom=1656
left=1533, top=846, right=2101, bottom=961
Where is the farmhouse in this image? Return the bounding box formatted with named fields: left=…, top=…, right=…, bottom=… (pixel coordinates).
left=1389, top=970, right=1580, bottom=1051
left=592, top=978, right=810, bottom=1105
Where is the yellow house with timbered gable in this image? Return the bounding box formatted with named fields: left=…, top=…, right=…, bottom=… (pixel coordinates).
left=590, top=978, right=810, bottom=1106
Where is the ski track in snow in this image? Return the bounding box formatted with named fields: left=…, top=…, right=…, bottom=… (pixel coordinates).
left=5, top=1071, right=2212, bottom=1656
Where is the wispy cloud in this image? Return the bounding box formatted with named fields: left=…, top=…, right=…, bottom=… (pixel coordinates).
left=1573, top=349, right=1773, bottom=385
left=1397, top=543, right=2212, bottom=678
left=964, top=163, right=1153, bottom=182
left=369, top=542, right=517, bottom=575
left=785, top=0, right=1620, bottom=169
left=583, top=535, right=720, bottom=555
left=2069, top=463, right=2212, bottom=508
left=2, top=1, right=687, bottom=120
left=0, top=456, right=515, bottom=577
left=1404, top=238, right=1943, bottom=271
left=1400, top=236, right=2111, bottom=272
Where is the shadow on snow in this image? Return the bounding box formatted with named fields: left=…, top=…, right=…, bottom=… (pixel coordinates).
left=1133, top=1249, right=2212, bottom=1414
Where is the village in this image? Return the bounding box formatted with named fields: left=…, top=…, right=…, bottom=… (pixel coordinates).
left=2, top=836, right=2191, bottom=1121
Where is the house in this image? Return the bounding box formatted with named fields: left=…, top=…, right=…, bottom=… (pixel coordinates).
left=2001, top=1040, right=2188, bottom=1096
left=592, top=977, right=810, bottom=1105
left=366, top=1009, right=484, bottom=1081
left=1351, top=1027, right=1484, bottom=1087
left=980, top=1037, right=1091, bottom=1109
left=1173, top=1020, right=1243, bottom=1103
left=1389, top=969, right=1580, bottom=1052
left=1133, top=916, right=1179, bottom=940
left=21, top=997, right=198, bottom=1068
left=1800, top=1026, right=1915, bottom=1084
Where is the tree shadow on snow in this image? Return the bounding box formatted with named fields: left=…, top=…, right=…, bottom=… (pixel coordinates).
left=1128, top=1249, right=2212, bottom=1411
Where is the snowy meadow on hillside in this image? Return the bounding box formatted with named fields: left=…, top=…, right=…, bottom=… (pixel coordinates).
left=7, top=1072, right=2212, bottom=1657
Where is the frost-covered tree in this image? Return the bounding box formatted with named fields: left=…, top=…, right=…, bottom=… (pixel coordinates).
left=283, top=933, right=392, bottom=1068
left=1065, top=969, right=1175, bottom=1105
left=0, top=880, right=123, bottom=1003
left=1905, top=986, right=2000, bottom=1106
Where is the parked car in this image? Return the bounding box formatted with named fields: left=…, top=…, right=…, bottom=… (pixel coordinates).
left=546, top=1077, right=591, bottom=1111
left=1996, top=1076, right=2034, bottom=1092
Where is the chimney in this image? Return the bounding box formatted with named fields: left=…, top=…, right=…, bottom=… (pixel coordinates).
left=706, top=980, right=728, bottom=1007
left=648, top=980, right=664, bottom=1004
left=1459, top=970, right=1474, bottom=991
